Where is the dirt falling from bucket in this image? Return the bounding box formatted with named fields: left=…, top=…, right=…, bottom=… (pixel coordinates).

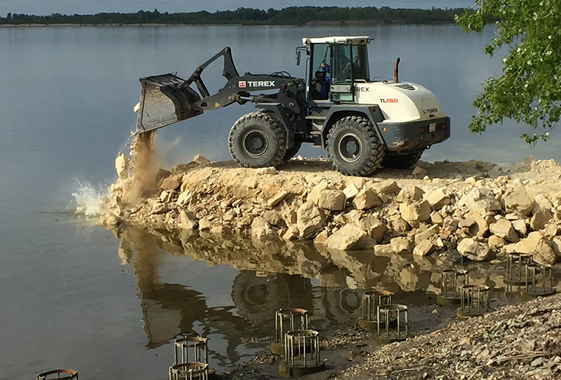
left=128, top=130, right=159, bottom=204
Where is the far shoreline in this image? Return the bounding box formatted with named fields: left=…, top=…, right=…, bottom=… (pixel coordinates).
left=0, top=20, right=455, bottom=29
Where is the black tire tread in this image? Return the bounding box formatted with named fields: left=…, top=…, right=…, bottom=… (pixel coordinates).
left=228, top=111, right=287, bottom=168
left=326, top=115, right=384, bottom=176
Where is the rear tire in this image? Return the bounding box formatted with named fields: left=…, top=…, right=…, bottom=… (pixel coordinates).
left=326, top=116, right=384, bottom=176
left=229, top=112, right=287, bottom=168
left=381, top=150, right=424, bottom=169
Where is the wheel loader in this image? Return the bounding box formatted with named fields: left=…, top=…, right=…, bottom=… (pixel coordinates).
left=134, top=36, right=450, bottom=176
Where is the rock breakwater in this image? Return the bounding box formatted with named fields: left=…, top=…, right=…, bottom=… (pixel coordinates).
left=100, top=151, right=561, bottom=266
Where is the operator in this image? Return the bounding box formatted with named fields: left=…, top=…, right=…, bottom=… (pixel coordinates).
left=318, top=62, right=331, bottom=99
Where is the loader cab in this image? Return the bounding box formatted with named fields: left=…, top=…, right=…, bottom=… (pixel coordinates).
left=302, top=36, right=371, bottom=103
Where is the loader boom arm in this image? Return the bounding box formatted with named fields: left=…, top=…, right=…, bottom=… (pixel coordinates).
left=135, top=47, right=303, bottom=134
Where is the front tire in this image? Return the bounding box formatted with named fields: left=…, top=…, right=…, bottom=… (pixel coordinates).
left=326, top=116, right=384, bottom=176
left=381, top=150, right=424, bottom=169
left=229, top=111, right=287, bottom=168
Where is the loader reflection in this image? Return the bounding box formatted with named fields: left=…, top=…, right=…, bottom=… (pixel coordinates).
left=116, top=225, right=561, bottom=367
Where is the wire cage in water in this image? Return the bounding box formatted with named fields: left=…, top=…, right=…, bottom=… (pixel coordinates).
left=376, top=304, right=409, bottom=343
left=279, top=329, right=325, bottom=377
left=37, top=369, right=78, bottom=380
left=358, top=289, right=393, bottom=331
left=457, top=285, right=490, bottom=318
left=169, top=362, right=209, bottom=380
left=271, top=308, right=309, bottom=355
left=437, top=269, right=469, bottom=305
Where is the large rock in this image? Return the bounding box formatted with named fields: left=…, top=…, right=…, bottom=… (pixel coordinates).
left=262, top=210, right=282, bottom=226
left=353, top=189, right=383, bottom=210
left=318, top=190, right=347, bottom=211
left=464, top=209, right=489, bottom=237
left=161, top=174, right=183, bottom=190
left=511, top=219, right=528, bottom=238
left=358, top=215, right=387, bottom=242
left=267, top=190, right=289, bottom=208
left=530, top=209, right=553, bottom=231
left=251, top=217, right=278, bottom=243
left=297, top=201, right=327, bottom=239
left=179, top=210, right=199, bottom=230
left=391, top=237, right=414, bottom=254
left=458, top=187, right=502, bottom=215
left=308, top=182, right=331, bottom=205
left=426, top=188, right=451, bottom=210
left=343, top=184, right=360, bottom=200
left=325, top=224, right=375, bottom=251
left=413, top=240, right=436, bottom=257
left=374, top=180, right=400, bottom=195
left=504, top=187, right=533, bottom=216
left=193, top=154, right=211, bottom=167
left=532, top=194, right=553, bottom=214
left=457, top=238, right=492, bottom=261
left=388, top=215, right=411, bottom=233
left=489, top=219, right=519, bottom=243
left=399, top=200, right=431, bottom=228
left=514, top=231, right=557, bottom=266
left=115, top=153, right=129, bottom=180
left=396, top=186, right=425, bottom=203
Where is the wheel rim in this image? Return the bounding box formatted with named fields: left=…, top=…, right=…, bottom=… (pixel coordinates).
left=338, top=133, right=362, bottom=163
left=243, top=131, right=269, bottom=157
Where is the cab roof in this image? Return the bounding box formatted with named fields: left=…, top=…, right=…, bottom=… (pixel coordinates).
left=302, top=36, right=371, bottom=45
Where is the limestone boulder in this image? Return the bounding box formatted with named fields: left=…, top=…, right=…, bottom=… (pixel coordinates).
left=426, top=188, right=451, bottom=210
left=511, top=219, right=528, bottom=238
left=314, top=230, right=330, bottom=245
left=391, top=237, right=414, bottom=254
left=353, top=189, right=383, bottom=210
left=374, top=180, right=401, bottom=195
left=514, top=231, right=557, bottom=266
left=343, top=184, right=360, bottom=200
left=358, top=215, right=387, bottom=243
left=179, top=210, right=199, bottom=230
left=282, top=225, right=299, bottom=241
left=199, top=216, right=211, bottom=231
left=262, top=210, right=282, bottom=226
left=193, top=154, right=211, bottom=167
left=464, top=210, right=489, bottom=237
left=297, top=201, right=327, bottom=239
left=458, top=187, right=502, bottom=215
left=156, top=169, right=172, bottom=188
left=489, top=219, right=519, bottom=243
left=326, top=224, right=375, bottom=251
left=388, top=215, right=411, bottom=233
left=530, top=209, right=553, bottom=231
left=308, top=182, right=330, bottom=205
left=488, top=235, right=506, bottom=249
left=431, top=211, right=444, bottom=225
left=251, top=217, right=278, bottom=243
left=504, top=187, right=533, bottom=216
left=412, top=166, right=428, bottom=178
left=396, top=186, right=425, bottom=203
left=532, top=194, right=553, bottom=214
left=318, top=190, right=347, bottom=211
left=160, top=174, right=182, bottom=191
left=413, top=240, right=436, bottom=257
left=115, top=153, right=130, bottom=180
left=399, top=200, right=431, bottom=228
left=267, top=190, right=288, bottom=208
left=457, top=238, right=492, bottom=261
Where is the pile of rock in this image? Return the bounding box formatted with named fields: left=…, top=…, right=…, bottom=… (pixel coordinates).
left=100, top=154, right=561, bottom=266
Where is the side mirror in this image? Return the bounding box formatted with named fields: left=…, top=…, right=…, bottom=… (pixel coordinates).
left=296, top=50, right=302, bottom=66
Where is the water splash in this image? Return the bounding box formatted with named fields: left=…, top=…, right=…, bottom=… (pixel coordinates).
left=71, top=180, right=109, bottom=217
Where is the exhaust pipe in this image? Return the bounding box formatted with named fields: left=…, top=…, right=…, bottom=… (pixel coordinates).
left=394, top=57, right=400, bottom=83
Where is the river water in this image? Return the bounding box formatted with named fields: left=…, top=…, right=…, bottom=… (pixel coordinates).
left=1, top=25, right=559, bottom=380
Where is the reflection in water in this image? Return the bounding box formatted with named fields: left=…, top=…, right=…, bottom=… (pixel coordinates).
left=115, top=226, right=561, bottom=369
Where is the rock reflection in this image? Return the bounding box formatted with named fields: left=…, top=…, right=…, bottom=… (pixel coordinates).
left=114, top=225, right=561, bottom=363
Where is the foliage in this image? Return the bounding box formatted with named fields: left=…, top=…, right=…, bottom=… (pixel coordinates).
left=455, top=0, right=561, bottom=144
left=0, top=6, right=464, bottom=27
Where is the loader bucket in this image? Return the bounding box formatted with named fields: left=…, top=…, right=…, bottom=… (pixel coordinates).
left=135, top=74, right=203, bottom=134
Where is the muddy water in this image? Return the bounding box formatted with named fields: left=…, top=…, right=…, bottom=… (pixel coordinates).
left=111, top=225, right=561, bottom=378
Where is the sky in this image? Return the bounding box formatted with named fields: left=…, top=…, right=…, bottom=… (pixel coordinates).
left=0, top=0, right=475, bottom=16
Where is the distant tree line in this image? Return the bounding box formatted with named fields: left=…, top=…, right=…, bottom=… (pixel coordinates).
left=0, top=6, right=469, bottom=26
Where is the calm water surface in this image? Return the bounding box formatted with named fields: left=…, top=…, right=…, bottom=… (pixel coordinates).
left=1, top=25, right=559, bottom=380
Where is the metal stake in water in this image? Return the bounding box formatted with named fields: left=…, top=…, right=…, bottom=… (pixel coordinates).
left=168, top=362, right=209, bottom=380
left=458, top=285, right=490, bottom=317
left=376, top=304, right=409, bottom=342
left=284, top=329, right=321, bottom=367
left=275, top=308, right=308, bottom=344
left=361, top=290, right=392, bottom=321
left=174, top=336, right=209, bottom=365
